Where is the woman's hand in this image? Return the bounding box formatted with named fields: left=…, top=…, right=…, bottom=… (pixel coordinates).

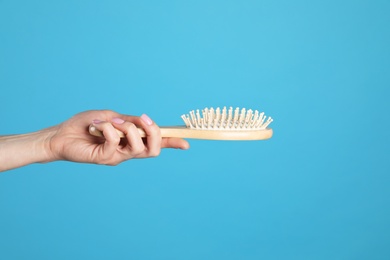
left=49, top=110, right=189, bottom=165
left=0, top=110, right=189, bottom=171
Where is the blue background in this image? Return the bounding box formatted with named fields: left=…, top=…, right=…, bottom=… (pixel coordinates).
left=1, top=0, right=389, bottom=259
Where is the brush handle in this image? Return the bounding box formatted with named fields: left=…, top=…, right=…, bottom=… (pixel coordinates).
left=89, top=125, right=273, bottom=141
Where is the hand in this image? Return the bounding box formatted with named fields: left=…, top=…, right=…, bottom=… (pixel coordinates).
left=48, top=110, right=189, bottom=165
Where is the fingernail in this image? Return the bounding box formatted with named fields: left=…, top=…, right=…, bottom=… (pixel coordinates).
left=93, top=119, right=102, bottom=124
left=112, top=117, right=125, bottom=124
left=141, top=114, right=153, bottom=126
left=182, top=143, right=190, bottom=150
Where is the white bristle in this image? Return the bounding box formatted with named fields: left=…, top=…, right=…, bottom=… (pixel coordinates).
left=233, top=107, right=239, bottom=127
left=181, top=115, right=189, bottom=127
left=262, top=117, right=273, bottom=129
left=190, top=110, right=196, bottom=125
left=196, top=109, right=201, bottom=126
left=221, top=107, right=227, bottom=128
left=251, top=110, right=259, bottom=127
left=181, top=106, right=273, bottom=131
left=255, top=112, right=264, bottom=128
left=227, top=107, right=233, bottom=128
left=238, top=108, right=244, bottom=128
left=203, top=108, right=208, bottom=123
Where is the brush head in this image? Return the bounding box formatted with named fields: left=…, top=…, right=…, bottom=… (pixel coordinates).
left=181, top=106, right=273, bottom=130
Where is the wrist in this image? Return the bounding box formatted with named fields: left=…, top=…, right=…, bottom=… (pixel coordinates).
left=37, top=126, right=60, bottom=163
left=0, top=127, right=59, bottom=172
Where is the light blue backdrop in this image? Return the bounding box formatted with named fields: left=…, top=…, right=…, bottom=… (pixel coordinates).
left=1, top=0, right=389, bottom=259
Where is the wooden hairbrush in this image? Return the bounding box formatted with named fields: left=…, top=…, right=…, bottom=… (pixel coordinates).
left=89, top=107, right=273, bottom=140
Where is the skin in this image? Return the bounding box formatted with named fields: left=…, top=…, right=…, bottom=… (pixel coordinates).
left=0, top=110, right=189, bottom=172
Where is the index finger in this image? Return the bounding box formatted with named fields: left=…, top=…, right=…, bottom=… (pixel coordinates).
left=161, top=138, right=190, bottom=150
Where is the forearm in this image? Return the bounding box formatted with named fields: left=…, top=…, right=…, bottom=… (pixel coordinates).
left=0, top=128, right=56, bottom=172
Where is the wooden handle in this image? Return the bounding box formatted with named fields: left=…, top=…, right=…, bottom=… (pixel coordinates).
left=89, top=125, right=273, bottom=141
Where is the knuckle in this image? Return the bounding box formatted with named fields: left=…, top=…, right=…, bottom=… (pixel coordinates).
left=110, top=134, right=121, bottom=144
left=148, top=124, right=161, bottom=135
left=131, top=146, right=145, bottom=155
left=124, top=121, right=135, bottom=128
left=99, top=121, right=111, bottom=128
left=99, top=122, right=118, bottom=136
left=121, top=122, right=137, bottom=133
left=103, top=136, right=120, bottom=146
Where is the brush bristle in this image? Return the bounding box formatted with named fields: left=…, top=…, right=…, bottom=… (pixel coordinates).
left=181, top=106, right=273, bottom=130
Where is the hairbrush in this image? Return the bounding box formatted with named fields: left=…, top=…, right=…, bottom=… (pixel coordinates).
left=89, top=107, right=273, bottom=140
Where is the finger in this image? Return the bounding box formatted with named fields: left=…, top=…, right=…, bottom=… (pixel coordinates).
left=91, top=120, right=121, bottom=155
left=112, top=118, right=145, bottom=156
left=138, top=114, right=162, bottom=157
left=118, top=114, right=162, bottom=158
left=161, top=138, right=190, bottom=150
